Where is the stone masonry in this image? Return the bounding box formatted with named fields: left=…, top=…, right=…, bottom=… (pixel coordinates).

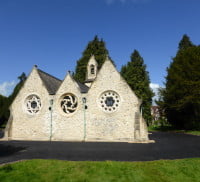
left=4, top=56, right=150, bottom=142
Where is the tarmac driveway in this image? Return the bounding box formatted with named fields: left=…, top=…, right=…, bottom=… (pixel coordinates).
left=0, top=131, right=200, bottom=164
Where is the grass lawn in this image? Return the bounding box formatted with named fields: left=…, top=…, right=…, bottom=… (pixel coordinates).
left=0, top=158, right=200, bottom=182
left=148, top=125, right=200, bottom=136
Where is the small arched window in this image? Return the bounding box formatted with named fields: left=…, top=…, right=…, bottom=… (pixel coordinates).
left=90, top=65, right=95, bottom=74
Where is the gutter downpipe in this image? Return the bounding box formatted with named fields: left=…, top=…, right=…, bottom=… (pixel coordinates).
left=82, top=97, right=87, bottom=141
left=49, top=99, right=54, bottom=141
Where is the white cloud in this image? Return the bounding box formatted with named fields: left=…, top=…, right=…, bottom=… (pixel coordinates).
left=150, top=83, right=160, bottom=91
left=150, top=83, right=160, bottom=105
left=0, top=81, right=17, bottom=97
left=105, top=0, right=150, bottom=5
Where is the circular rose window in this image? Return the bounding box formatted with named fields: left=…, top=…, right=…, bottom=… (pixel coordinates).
left=99, top=91, right=120, bottom=113
left=60, top=93, right=78, bottom=114
left=26, top=95, right=41, bottom=114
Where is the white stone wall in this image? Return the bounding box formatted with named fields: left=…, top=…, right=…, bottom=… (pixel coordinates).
left=9, top=67, right=51, bottom=140
left=52, top=74, right=85, bottom=141
left=86, top=60, right=141, bottom=141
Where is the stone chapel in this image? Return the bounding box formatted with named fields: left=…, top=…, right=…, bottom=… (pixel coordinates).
left=4, top=56, right=149, bottom=142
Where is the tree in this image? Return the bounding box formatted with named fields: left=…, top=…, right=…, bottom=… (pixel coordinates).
left=178, top=34, right=194, bottom=51
left=121, top=50, right=154, bottom=125
left=9, top=72, right=27, bottom=102
left=155, top=87, right=167, bottom=124
left=74, top=36, right=113, bottom=82
left=0, top=94, right=8, bottom=126
left=162, top=35, right=200, bottom=129
left=0, top=72, right=27, bottom=127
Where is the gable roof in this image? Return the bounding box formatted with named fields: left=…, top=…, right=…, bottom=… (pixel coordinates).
left=37, top=69, right=62, bottom=95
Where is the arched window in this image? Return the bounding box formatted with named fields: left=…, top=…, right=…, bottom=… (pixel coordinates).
left=90, top=65, right=95, bottom=74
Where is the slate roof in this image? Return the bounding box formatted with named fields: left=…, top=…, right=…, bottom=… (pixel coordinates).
left=37, top=68, right=89, bottom=94
left=76, top=81, right=89, bottom=93
left=37, top=69, right=62, bottom=95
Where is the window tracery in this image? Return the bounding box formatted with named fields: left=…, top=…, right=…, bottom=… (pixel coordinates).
left=26, top=95, right=41, bottom=114
left=60, top=93, right=78, bottom=114
left=99, top=91, right=120, bottom=113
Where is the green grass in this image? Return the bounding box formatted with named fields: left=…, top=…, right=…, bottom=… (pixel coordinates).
left=184, top=130, right=200, bottom=135
left=0, top=159, right=200, bottom=182
left=148, top=125, right=200, bottom=136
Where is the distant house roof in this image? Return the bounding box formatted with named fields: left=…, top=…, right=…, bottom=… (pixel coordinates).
left=37, top=69, right=62, bottom=95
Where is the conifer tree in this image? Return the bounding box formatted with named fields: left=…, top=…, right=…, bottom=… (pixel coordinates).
left=9, top=72, right=26, bottom=102
left=162, top=35, right=200, bottom=129
left=74, top=36, right=113, bottom=82
left=121, top=50, right=154, bottom=124
left=0, top=94, right=8, bottom=126
left=0, top=72, right=26, bottom=127
left=178, top=34, right=194, bottom=50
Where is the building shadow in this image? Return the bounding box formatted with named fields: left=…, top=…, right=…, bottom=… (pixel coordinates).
left=0, top=144, right=26, bottom=157
left=0, top=130, right=4, bottom=138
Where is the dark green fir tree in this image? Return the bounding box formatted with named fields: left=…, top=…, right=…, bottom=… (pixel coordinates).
left=121, top=50, right=154, bottom=125
left=0, top=72, right=27, bottom=127
left=9, top=72, right=26, bottom=102
left=74, top=36, right=113, bottom=83
left=178, top=34, right=194, bottom=51
left=0, top=94, right=8, bottom=126
left=162, top=34, right=200, bottom=129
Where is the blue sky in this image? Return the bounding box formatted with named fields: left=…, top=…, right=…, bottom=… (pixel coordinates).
left=0, top=0, right=200, bottom=97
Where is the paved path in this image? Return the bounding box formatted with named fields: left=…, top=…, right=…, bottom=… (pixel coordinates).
left=0, top=132, right=200, bottom=164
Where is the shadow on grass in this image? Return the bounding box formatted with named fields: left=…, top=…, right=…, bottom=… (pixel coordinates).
left=0, top=164, right=13, bottom=172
